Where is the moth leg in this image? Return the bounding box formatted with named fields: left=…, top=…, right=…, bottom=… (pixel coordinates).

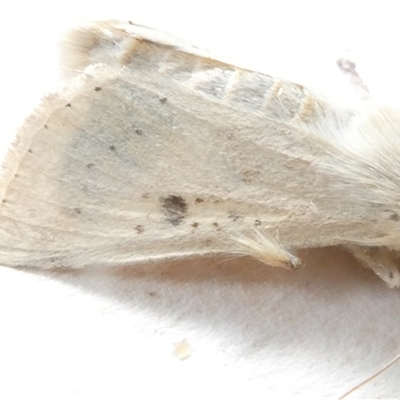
left=346, top=245, right=400, bottom=288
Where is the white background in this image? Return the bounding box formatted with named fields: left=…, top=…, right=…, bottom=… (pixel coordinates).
left=1, top=1, right=400, bottom=398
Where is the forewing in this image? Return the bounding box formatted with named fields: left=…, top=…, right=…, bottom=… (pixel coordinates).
left=0, top=21, right=362, bottom=268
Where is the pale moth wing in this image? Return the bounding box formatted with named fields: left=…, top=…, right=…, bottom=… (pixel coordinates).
left=2, top=20, right=400, bottom=287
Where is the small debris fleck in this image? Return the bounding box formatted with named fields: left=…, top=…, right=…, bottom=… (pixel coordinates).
left=173, top=339, right=191, bottom=360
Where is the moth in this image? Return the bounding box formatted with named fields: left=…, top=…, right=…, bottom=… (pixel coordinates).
left=2, top=20, right=400, bottom=287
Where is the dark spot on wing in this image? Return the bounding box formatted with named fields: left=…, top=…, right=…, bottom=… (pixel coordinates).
left=74, top=208, right=82, bottom=214
left=390, top=213, right=399, bottom=221
left=109, top=145, right=116, bottom=151
left=87, top=163, right=94, bottom=168
left=65, top=103, right=71, bottom=107
left=195, top=198, right=204, bottom=203
left=191, top=222, right=199, bottom=228
left=159, top=97, right=167, bottom=103
left=135, top=225, right=144, bottom=234
left=135, top=128, right=143, bottom=135
left=160, top=195, right=188, bottom=226
left=255, top=219, right=262, bottom=226
left=28, top=149, right=32, bottom=153
left=44, top=124, right=48, bottom=129
left=242, top=169, right=261, bottom=183
left=94, top=86, right=102, bottom=91
left=212, top=222, right=221, bottom=231
left=228, top=212, right=241, bottom=222
left=385, top=209, right=400, bottom=221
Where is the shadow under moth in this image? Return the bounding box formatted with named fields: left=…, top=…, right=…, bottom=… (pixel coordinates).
left=2, top=20, right=400, bottom=288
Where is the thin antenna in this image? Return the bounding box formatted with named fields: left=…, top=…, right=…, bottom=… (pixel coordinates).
left=339, top=351, right=400, bottom=399
left=337, top=55, right=370, bottom=100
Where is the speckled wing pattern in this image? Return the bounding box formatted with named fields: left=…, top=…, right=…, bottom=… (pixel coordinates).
left=0, top=21, right=391, bottom=273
